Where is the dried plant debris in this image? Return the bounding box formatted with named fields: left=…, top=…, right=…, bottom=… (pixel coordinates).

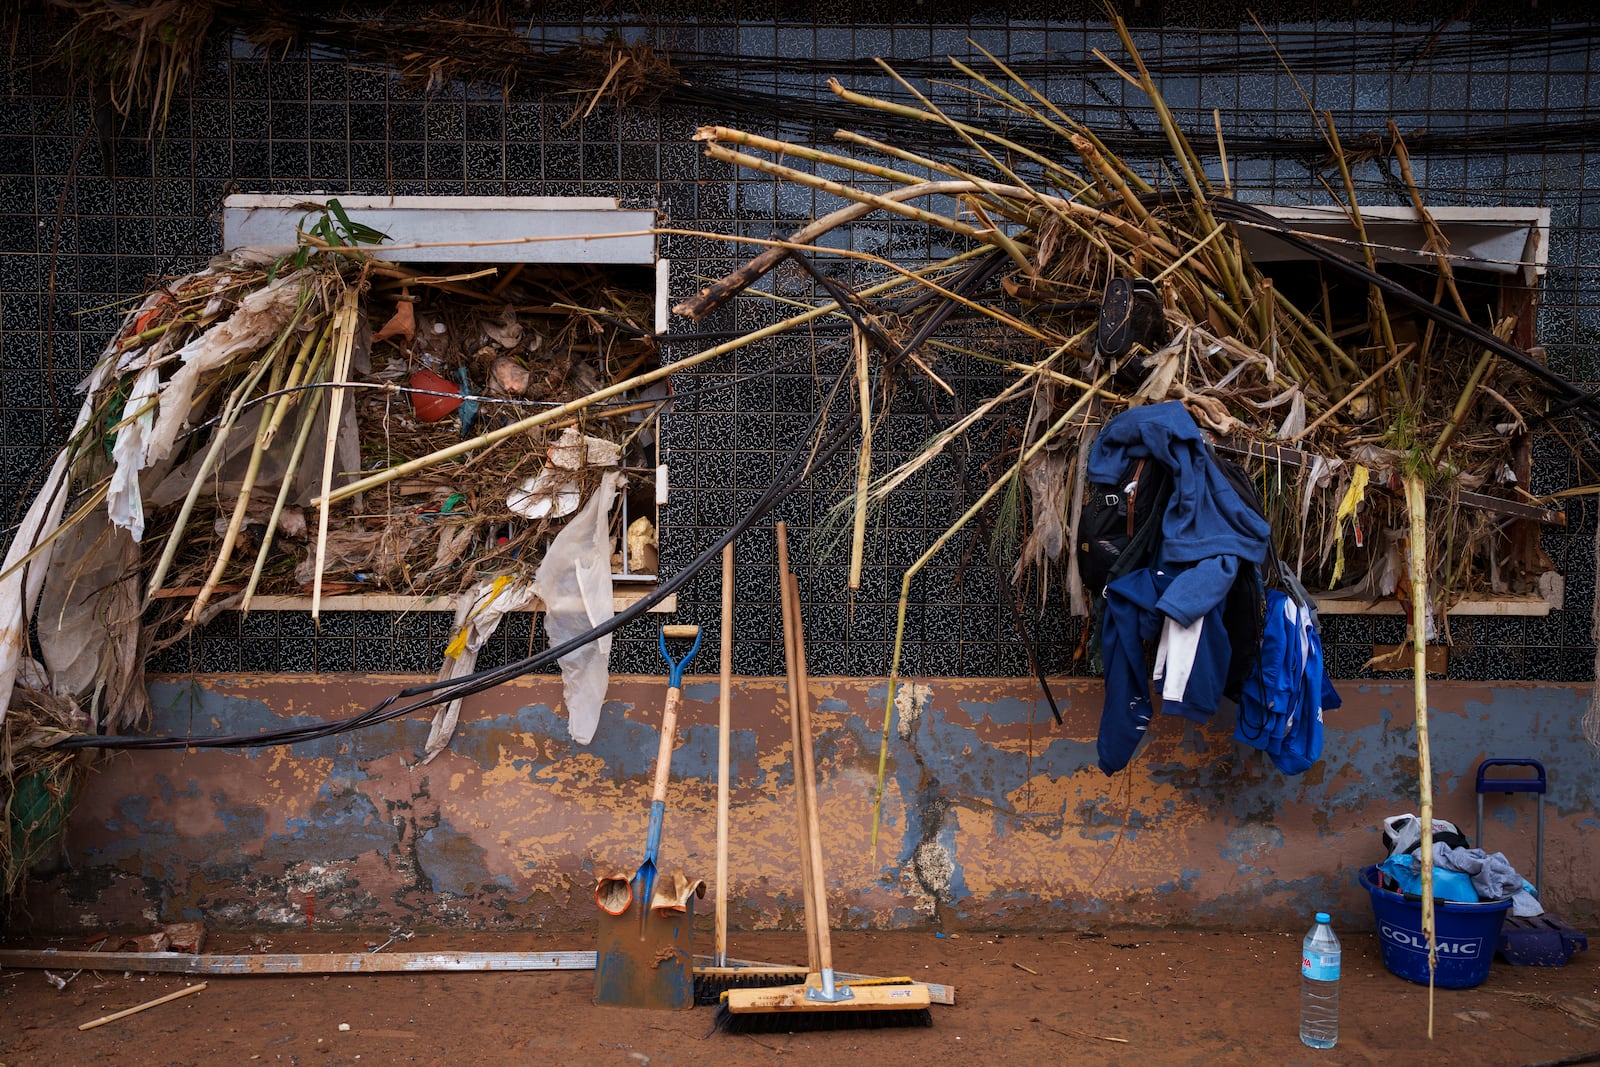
left=679, top=26, right=1571, bottom=625
left=0, top=217, right=661, bottom=866
left=656, top=25, right=1587, bottom=830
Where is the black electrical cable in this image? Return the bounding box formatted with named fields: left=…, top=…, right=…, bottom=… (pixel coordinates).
left=55, top=356, right=860, bottom=751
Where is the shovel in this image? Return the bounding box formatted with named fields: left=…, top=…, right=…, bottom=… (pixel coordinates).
left=594, top=623, right=703, bottom=1010
left=634, top=624, right=702, bottom=921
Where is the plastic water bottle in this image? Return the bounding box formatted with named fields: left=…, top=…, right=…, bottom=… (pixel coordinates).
left=1300, top=911, right=1340, bottom=1049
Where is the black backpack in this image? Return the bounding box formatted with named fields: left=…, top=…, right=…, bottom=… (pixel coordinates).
left=1076, top=456, right=1173, bottom=596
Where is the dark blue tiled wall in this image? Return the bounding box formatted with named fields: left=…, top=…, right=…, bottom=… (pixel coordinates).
left=1, top=5, right=1597, bottom=682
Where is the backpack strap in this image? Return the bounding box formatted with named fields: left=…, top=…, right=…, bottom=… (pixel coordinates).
left=1125, top=458, right=1147, bottom=539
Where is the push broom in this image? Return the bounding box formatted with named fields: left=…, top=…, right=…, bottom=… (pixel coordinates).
left=694, top=539, right=809, bottom=1003
left=714, top=523, right=933, bottom=1032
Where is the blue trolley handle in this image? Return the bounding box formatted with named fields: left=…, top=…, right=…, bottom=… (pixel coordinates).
left=1474, top=758, right=1545, bottom=894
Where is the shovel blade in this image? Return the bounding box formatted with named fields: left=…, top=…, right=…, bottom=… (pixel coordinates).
left=593, top=898, right=696, bottom=1010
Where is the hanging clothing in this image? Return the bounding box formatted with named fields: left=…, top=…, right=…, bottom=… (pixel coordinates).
left=1232, top=587, right=1340, bottom=775
left=1097, top=567, right=1233, bottom=775
left=1090, top=403, right=1273, bottom=775
left=1086, top=401, right=1272, bottom=622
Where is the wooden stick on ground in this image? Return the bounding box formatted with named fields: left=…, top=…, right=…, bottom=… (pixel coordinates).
left=78, top=982, right=206, bottom=1031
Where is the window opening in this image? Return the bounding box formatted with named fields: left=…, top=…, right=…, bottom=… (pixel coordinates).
left=210, top=194, right=673, bottom=616
left=1232, top=205, right=1557, bottom=617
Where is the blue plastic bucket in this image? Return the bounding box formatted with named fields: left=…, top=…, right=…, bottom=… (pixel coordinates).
left=1362, top=864, right=1511, bottom=989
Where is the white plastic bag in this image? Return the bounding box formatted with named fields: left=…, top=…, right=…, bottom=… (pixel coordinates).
left=531, top=470, right=623, bottom=744
left=423, top=575, right=536, bottom=763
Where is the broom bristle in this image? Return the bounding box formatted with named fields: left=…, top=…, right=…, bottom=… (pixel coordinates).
left=713, top=1001, right=934, bottom=1034
left=692, top=967, right=810, bottom=1006
left=712, top=977, right=934, bottom=1033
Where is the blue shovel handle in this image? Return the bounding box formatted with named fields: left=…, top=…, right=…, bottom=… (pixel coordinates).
left=658, top=627, right=703, bottom=687
left=635, top=799, right=666, bottom=909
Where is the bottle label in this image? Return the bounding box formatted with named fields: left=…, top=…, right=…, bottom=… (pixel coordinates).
left=1302, top=952, right=1340, bottom=981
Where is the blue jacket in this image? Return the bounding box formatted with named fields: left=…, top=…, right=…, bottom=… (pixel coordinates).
left=1097, top=567, right=1232, bottom=775
left=1232, top=589, right=1341, bottom=775
left=1087, top=402, right=1272, bottom=624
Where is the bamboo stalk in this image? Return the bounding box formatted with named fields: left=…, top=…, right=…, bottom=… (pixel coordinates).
left=827, top=77, right=1085, bottom=190
left=321, top=249, right=991, bottom=507
left=144, top=347, right=283, bottom=602
left=872, top=57, right=1072, bottom=253
left=695, top=125, right=923, bottom=185
left=1213, top=109, right=1232, bottom=197
left=1322, top=112, right=1401, bottom=388
left=1108, top=17, right=1245, bottom=311
left=1403, top=473, right=1438, bottom=1038
left=833, top=129, right=979, bottom=185
left=184, top=349, right=288, bottom=624
left=241, top=347, right=333, bottom=614
left=872, top=372, right=1108, bottom=849
left=673, top=182, right=987, bottom=319
left=701, top=142, right=990, bottom=243
left=312, top=288, right=361, bottom=623
left=965, top=43, right=1134, bottom=186
left=849, top=326, right=873, bottom=593
left=1389, top=121, right=1469, bottom=320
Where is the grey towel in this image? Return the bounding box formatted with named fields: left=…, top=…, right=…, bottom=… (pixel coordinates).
left=1437, top=845, right=1544, bottom=917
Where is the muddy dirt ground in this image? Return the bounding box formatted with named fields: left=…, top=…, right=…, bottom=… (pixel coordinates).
left=1, top=927, right=1595, bottom=1066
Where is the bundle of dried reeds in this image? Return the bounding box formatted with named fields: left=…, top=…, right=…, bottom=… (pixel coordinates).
left=0, top=214, right=664, bottom=876
left=657, top=24, right=1577, bottom=869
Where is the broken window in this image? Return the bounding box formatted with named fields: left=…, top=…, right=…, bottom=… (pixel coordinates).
left=1225, top=204, right=1561, bottom=619
left=204, top=194, right=672, bottom=614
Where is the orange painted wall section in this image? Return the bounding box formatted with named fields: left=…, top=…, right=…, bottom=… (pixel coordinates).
left=23, top=674, right=1598, bottom=933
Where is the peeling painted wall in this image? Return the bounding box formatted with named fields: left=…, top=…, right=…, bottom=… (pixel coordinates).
left=22, top=675, right=1598, bottom=934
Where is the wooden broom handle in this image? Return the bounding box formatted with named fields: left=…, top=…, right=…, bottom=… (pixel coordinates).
left=651, top=686, right=680, bottom=804
left=775, top=523, right=821, bottom=973
left=788, top=568, right=834, bottom=975
left=715, top=541, right=734, bottom=962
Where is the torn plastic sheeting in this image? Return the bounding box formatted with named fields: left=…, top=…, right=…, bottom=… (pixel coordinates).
left=0, top=365, right=108, bottom=728
left=507, top=427, right=622, bottom=521
left=531, top=470, right=624, bottom=746
left=142, top=270, right=312, bottom=471
left=36, top=512, right=134, bottom=703
left=107, top=364, right=161, bottom=541
left=422, top=575, right=537, bottom=764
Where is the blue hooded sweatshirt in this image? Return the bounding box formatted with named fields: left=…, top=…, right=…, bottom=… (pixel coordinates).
left=1086, top=402, right=1272, bottom=624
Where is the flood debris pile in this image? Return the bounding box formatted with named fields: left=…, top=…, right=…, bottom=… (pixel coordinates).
left=677, top=22, right=1575, bottom=654
left=0, top=226, right=662, bottom=880
left=94, top=244, right=656, bottom=624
